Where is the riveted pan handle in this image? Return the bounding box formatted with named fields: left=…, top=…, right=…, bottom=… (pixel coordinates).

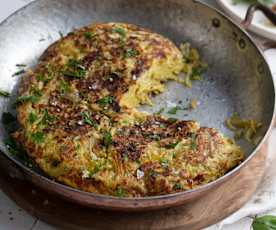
left=242, top=3, right=276, bottom=51
left=242, top=3, right=276, bottom=28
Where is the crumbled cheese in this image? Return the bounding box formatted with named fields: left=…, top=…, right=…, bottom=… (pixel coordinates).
left=82, top=169, right=91, bottom=179
left=136, top=169, right=144, bottom=179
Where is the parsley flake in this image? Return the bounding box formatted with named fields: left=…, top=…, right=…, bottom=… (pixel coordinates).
left=0, top=90, right=10, bottom=98
left=165, top=142, right=179, bottom=149
left=63, top=59, right=86, bottom=78
left=30, top=131, right=44, bottom=144
left=97, top=96, right=114, bottom=106
left=125, top=48, right=138, bottom=58
left=81, top=111, right=97, bottom=127
left=12, top=69, right=25, bottom=77
left=173, top=183, right=183, bottom=190
left=28, top=112, right=38, bottom=124
left=112, top=27, right=126, bottom=38
left=103, top=132, right=112, bottom=147
left=84, top=31, right=93, bottom=40
left=115, top=187, right=125, bottom=197
left=168, top=106, right=182, bottom=115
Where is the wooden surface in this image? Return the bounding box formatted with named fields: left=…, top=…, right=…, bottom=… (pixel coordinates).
left=0, top=143, right=267, bottom=230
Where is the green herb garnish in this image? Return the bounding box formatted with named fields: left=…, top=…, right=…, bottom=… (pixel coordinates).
left=125, top=48, right=138, bottom=58
left=190, top=133, right=197, bottom=150
left=168, top=117, right=178, bottom=124
left=81, top=111, right=97, bottom=127
left=63, top=59, right=86, bottom=78
left=112, top=27, right=126, bottom=38
left=173, top=183, right=183, bottom=190
left=0, top=90, right=10, bottom=97
left=115, top=187, right=126, bottom=197
left=12, top=69, right=25, bottom=77
left=59, top=80, right=70, bottom=94
left=103, top=132, right=112, bottom=147
left=160, top=158, right=169, bottom=168
left=41, top=109, right=55, bottom=125
left=30, top=131, right=44, bottom=144
left=97, top=96, right=114, bottom=106
left=172, top=152, right=177, bottom=159
left=5, top=138, right=18, bottom=155
left=27, top=112, right=38, bottom=124
left=165, top=142, right=179, bottom=149
left=36, top=73, right=53, bottom=84
left=252, top=215, right=276, bottom=230
left=84, top=31, right=93, bottom=40
left=15, top=95, right=39, bottom=104
left=58, top=31, right=64, bottom=38
left=32, top=89, right=42, bottom=97
left=16, top=64, right=27, bottom=67
left=168, top=106, right=182, bottom=115
left=155, top=107, right=164, bottom=115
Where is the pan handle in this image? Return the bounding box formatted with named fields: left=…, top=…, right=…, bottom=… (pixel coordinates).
left=242, top=3, right=276, bottom=51
left=242, top=3, right=276, bottom=29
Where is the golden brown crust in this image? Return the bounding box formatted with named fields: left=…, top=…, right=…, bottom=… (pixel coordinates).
left=13, top=23, right=244, bottom=197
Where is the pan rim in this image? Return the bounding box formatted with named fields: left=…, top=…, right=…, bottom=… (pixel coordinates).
left=0, top=0, right=275, bottom=207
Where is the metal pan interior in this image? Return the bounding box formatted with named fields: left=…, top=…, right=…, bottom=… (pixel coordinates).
left=0, top=0, right=274, bottom=202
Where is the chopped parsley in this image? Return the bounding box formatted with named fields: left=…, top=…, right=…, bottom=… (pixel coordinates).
left=63, top=59, right=86, bottom=78
left=32, top=89, right=42, bottom=97
left=112, top=27, right=126, bottom=47
left=103, top=132, right=112, bottom=147
left=168, top=117, right=178, bottom=124
left=15, top=64, right=27, bottom=67
left=58, top=31, right=64, bottom=38
left=30, top=131, right=44, bottom=144
left=15, top=95, right=39, bottom=104
left=5, top=138, right=18, bottom=156
left=160, top=158, right=169, bottom=168
left=12, top=69, right=25, bottom=77
left=165, top=142, right=179, bottom=149
left=84, top=31, right=93, bottom=40
left=97, top=96, right=114, bottom=106
left=0, top=90, right=10, bottom=97
left=36, top=73, right=53, bottom=84
left=112, top=27, right=126, bottom=38
left=59, top=80, right=70, bottom=94
left=167, top=106, right=182, bottom=115
left=81, top=111, right=97, bottom=127
left=115, top=187, right=126, bottom=197
left=149, top=170, right=158, bottom=177
left=155, top=107, right=164, bottom=115
left=27, top=112, right=38, bottom=124
left=41, top=109, right=55, bottom=125
left=172, top=152, right=177, bottom=159
left=125, top=48, right=138, bottom=58
left=16, top=88, right=43, bottom=104
left=190, top=133, right=197, bottom=150
left=173, top=183, right=183, bottom=190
